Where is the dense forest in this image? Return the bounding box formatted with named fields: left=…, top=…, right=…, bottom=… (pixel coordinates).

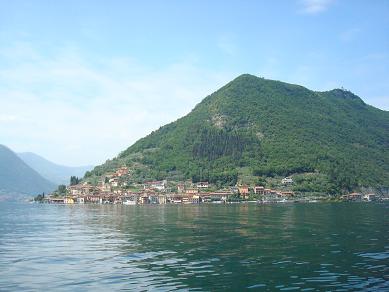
left=85, top=74, right=389, bottom=194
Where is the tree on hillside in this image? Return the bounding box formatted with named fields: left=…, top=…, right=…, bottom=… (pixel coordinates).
left=70, top=176, right=80, bottom=186
left=58, top=184, right=67, bottom=195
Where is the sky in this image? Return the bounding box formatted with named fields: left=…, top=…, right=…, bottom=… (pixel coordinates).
left=0, top=0, right=388, bottom=166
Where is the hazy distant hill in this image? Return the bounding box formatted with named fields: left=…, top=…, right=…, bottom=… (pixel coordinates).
left=85, top=74, right=389, bottom=194
left=0, top=145, right=56, bottom=196
left=18, top=152, right=93, bottom=185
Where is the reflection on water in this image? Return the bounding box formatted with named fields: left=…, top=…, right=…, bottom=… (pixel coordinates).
left=0, top=202, right=388, bottom=291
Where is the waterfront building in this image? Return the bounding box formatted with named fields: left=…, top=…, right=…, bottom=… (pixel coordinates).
left=238, top=185, right=249, bottom=199
left=254, top=186, right=265, bottom=195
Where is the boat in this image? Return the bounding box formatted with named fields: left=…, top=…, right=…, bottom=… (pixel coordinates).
left=123, top=199, right=137, bottom=205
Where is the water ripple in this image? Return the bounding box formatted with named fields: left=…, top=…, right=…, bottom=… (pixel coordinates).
left=0, top=202, right=388, bottom=291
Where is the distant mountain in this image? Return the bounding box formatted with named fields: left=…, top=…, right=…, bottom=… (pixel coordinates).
left=18, top=152, right=93, bottom=185
left=85, top=74, right=389, bottom=194
left=0, top=145, right=56, bottom=196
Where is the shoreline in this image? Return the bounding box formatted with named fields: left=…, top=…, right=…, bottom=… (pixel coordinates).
left=31, top=197, right=387, bottom=205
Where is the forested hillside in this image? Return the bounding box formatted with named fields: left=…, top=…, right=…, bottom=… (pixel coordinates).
left=85, top=74, right=389, bottom=194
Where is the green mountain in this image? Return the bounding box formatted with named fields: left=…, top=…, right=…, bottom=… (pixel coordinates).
left=18, top=152, right=93, bottom=185
left=85, top=74, right=389, bottom=194
left=0, top=145, right=56, bottom=197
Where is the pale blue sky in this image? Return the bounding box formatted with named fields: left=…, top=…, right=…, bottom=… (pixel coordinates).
left=0, top=0, right=388, bottom=166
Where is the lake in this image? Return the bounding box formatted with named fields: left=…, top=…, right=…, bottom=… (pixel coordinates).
left=0, top=202, right=388, bottom=291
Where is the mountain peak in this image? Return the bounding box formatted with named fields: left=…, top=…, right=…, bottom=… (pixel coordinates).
left=327, top=88, right=364, bottom=100
left=234, top=73, right=261, bottom=81
left=229, top=73, right=274, bottom=87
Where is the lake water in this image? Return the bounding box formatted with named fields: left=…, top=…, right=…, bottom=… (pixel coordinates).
left=0, top=202, right=388, bottom=291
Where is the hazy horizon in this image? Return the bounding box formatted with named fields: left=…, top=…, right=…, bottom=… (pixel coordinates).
left=1, top=0, right=388, bottom=166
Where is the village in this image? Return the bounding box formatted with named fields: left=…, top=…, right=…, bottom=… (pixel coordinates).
left=38, top=166, right=382, bottom=205
left=39, top=166, right=303, bottom=205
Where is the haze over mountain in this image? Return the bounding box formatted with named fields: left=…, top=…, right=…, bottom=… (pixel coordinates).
left=18, top=152, right=93, bottom=185
left=0, top=145, right=56, bottom=197
left=85, top=74, right=389, bottom=194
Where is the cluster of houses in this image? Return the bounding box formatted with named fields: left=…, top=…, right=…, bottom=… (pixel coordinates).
left=45, top=185, right=295, bottom=205
left=43, top=166, right=297, bottom=205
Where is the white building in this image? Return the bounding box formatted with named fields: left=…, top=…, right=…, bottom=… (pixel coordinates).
left=144, top=180, right=167, bottom=191
left=281, top=177, right=293, bottom=184
left=196, top=181, right=209, bottom=189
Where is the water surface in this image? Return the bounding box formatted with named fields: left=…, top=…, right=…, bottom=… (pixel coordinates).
left=0, top=202, right=388, bottom=291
